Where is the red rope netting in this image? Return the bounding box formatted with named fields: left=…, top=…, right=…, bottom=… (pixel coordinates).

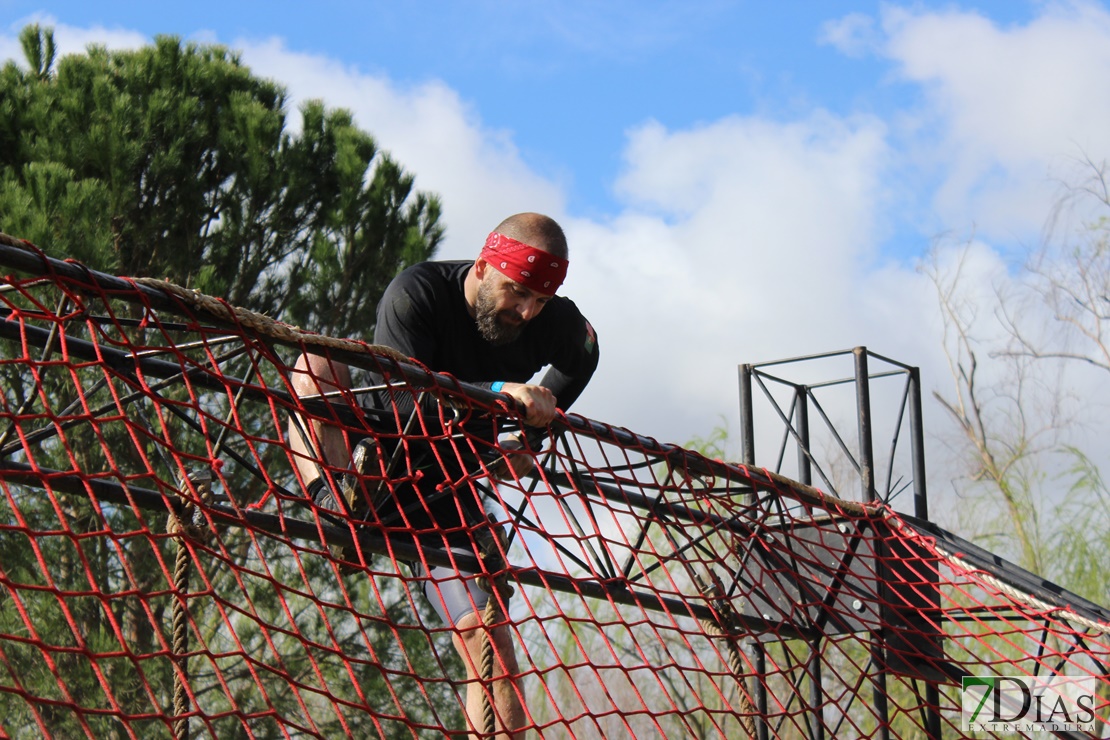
left=1, top=236, right=1108, bottom=738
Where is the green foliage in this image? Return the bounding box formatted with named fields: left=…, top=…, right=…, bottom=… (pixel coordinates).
left=0, top=24, right=462, bottom=737
left=1047, top=447, right=1110, bottom=602
left=683, top=418, right=733, bottom=461
left=0, top=23, right=443, bottom=339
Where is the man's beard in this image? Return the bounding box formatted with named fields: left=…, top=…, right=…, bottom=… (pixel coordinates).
left=475, top=280, right=526, bottom=346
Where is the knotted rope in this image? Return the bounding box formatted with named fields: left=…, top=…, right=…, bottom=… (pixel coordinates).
left=167, top=469, right=215, bottom=740
left=475, top=516, right=516, bottom=737
left=693, top=574, right=759, bottom=739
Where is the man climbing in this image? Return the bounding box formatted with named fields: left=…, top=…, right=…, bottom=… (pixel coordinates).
left=288, top=212, right=599, bottom=738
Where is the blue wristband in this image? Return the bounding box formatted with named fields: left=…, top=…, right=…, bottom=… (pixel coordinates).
left=490, top=381, right=505, bottom=392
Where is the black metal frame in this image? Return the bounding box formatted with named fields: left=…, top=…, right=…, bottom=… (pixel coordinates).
left=738, top=348, right=1109, bottom=740
left=740, top=348, right=939, bottom=738
left=1, top=240, right=1106, bottom=739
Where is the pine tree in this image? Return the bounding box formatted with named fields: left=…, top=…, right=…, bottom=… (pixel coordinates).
left=0, top=25, right=463, bottom=737
left=0, top=24, right=443, bottom=338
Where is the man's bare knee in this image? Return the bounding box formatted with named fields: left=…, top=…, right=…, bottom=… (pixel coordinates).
left=292, top=352, right=352, bottom=396
left=288, top=352, right=356, bottom=478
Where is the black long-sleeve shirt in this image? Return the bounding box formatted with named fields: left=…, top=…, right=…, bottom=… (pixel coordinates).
left=365, top=260, right=599, bottom=539
left=374, top=260, right=599, bottom=411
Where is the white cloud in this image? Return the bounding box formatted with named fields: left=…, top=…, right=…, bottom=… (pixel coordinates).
left=567, top=1, right=1110, bottom=454
left=876, top=1, right=1110, bottom=240
left=564, top=110, right=903, bottom=444
left=5, top=5, right=1110, bottom=480
left=231, top=38, right=919, bottom=448
left=2, top=14, right=147, bottom=63
left=235, top=37, right=566, bottom=260
left=820, top=12, right=881, bottom=59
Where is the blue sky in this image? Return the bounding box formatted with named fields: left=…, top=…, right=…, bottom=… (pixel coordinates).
left=0, top=2, right=1044, bottom=222
left=3, top=1, right=1110, bottom=489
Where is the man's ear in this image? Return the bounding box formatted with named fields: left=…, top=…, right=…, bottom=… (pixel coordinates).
left=474, top=258, right=489, bottom=279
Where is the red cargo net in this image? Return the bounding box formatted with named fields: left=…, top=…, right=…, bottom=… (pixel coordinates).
left=0, top=234, right=1108, bottom=738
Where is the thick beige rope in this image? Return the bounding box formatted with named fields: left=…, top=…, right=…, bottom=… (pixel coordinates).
left=699, top=616, right=760, bottom=739
left=166, top=470, right=215, bottom=740
left=475, top=520, right=515, bottom=738
left=130, top=276, right=410, bottom=363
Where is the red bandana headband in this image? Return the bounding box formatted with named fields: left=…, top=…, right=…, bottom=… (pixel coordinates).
left=480, top=231, right=568, bottom=296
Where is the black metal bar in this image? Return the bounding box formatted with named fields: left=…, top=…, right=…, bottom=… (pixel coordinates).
left=795, top=388, right=812, bottom=490
left=0, top=458, right=780, bottom=634
left=908, top=368, right=929, bottom=521
left=880, top=375, right=911, bottom=504
left=739, top=363, right=770, bottom=740
left=901, top=513, right=1110, bottom=625
left=11, top=260, right=1105, bottom=628
left=854, top=348, right=877, bottom=505
left=579, top=474, right=854, bottom=641
left=756, top=366, right=907, bottom=392
left=1, top=309, right=851, bottom=521
left=751, top=371, right=839, bottom=493
left=0, top=240, right=507, bottom=412
left=0, top=293, right=69, bottom=450
left=854, top=347, right=890, bottom=740
left=747, top=346, right=918, bottom=374
left=9, top=243, right=1107, bottom=739
left=908, top=367, right=942, bottom=739
left=796, top=389, right=825, bottom=740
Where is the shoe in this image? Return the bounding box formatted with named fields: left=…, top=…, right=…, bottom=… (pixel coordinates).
left=339, top=438, right=386, bottom=518
left=314, top=438, right=383, bottom=574
left=310, top=483, right=355, bottom=570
